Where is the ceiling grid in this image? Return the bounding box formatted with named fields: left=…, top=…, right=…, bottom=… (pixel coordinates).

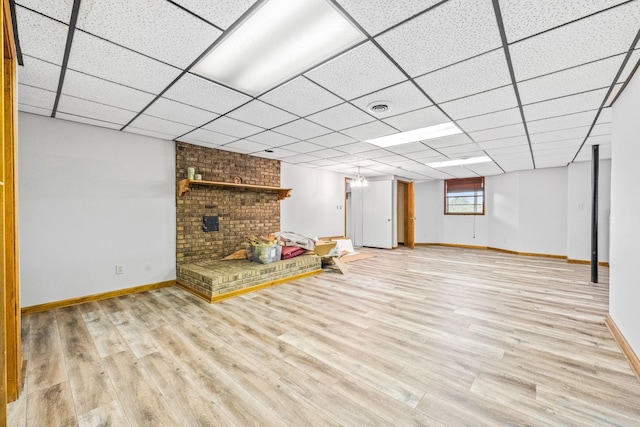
left=12, top=0, right=640, bottom=179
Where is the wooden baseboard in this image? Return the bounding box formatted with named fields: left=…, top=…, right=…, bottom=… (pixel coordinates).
left=605, top=314, right=640, bottom=381
left=21, top=280, right=175, bottom=315
left=177, top=269, right=323, bottom=304
left=567, top=259, right=610, bottom=267
left=415, top=243, right=610, bottom=265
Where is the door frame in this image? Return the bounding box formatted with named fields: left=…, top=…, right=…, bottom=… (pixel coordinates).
left=397, top=180, right=415, bottom=249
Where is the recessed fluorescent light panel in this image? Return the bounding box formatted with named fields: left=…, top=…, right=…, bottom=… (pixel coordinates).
left=365, top=122, right=462, bottom=148
left=426, top=156, right=492, bottom=168
left=192, top=0, right=366, bottom=96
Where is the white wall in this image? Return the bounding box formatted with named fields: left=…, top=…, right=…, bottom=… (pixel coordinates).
left=18, top=113, right=176, bottom=307
left=610, top=72, right=640, bottom=355
left=517, top=167, right=567, bottom=256
left=414, top=165, right=609, bottom=260
left=567, top=160, right=611, bottom=262
left=487, top=172, right=520, bottom=250
left=280, top=163, right=346, bottom=238
left=414, top=181, right=440, bottom=243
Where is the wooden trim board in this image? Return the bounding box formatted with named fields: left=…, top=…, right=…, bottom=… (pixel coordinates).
left=606, top=314, right=640, bottom=381
left=177, top=269, right=322, bottom=303
left=567, top=259, right=610, bottom=267
left=21, top=280, right=175, bottom=315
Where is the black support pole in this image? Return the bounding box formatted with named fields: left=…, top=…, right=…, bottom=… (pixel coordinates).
left=591, top=144, right=599, bottom=283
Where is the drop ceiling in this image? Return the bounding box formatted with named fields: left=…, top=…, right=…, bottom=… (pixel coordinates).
left=13, top=0, right=640, bottom=180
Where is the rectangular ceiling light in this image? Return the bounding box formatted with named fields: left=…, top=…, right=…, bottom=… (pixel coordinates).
left=192, top=0, right=365, bottom=96
left=426, top=156, right=492, bottom=168
left=365, top=122, right=462, bottom=148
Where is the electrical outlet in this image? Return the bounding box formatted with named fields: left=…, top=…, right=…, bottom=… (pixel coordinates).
left=115, top=264, right=124, bottom=275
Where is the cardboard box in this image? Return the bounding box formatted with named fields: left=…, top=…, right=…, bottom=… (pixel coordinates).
left=314, top=240, right=337, bottom=256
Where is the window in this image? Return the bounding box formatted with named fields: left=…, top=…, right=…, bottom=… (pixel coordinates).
left=445, top=177, right=484, bottom=215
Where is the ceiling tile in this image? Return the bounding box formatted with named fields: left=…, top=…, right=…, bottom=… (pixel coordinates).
left=478, top=135, right=529, bottom=150
left=618, top=49, right=640, bottom=83
left=56, top=112, right=123, bottom=130
left=469, top=123, right=526, bottom=142
left=410, top=150, right=447, bottom=162
left=76, top=0, right=222, bottom=68
left=310, top=148, right=348, bottom=159
left=222, top=139, right=272, bottom=154
left=440, top=86, right=518, bottom=120
left=18, top=0, right=73, bottom=22
left=61, top=70, right=156, bottom=112
left=336, top=0, right=439, bottom=35
left=18, top=84, right=56, bottom=111
left=486, top=144, right=532, bottom=156
left=259, top=77, right=343, bottom=116
left=305, top=42, right=405, bottom=100
left=337, top=141, right=379, bottom=154
left=281, top=153, right=322, bottom=164
left=382, top=106, right=450, bottom=131
left=170, top=0, right=257, bottom=29
left=57, top=95, right=136, bottom=125
left=437, top=145, right=484, bottom=157
left=202, top=116, right=263, bottom=138
left=415, top=49, right=511, bottom=103
left=163, top=73, right=251, bottom=114
left=500, top=0, right=630, bottom=42
left=67, top=31, right=182, bottom=93
left=376, top=0, right=502, bottom=77
left=384, top=141, right=430, bottom=155
left=597, top=108, right=612, bottom=124
left=251, top=147, right=298, bottom=160
left=464, top=162, right=504, bottom=176
left=585, top=134, right=611, bottom=146
left=509, top=1, right=640, bottom=81
left=125, top=127, right=176, bottom=141
left=308, top=132, right=358, bottom=148
left=527, top=110, right=598, bottom=134
left=355, top=149, right=395, bottom=160
left=499, top=158, right=535, bottom=173
left=523, top=88, right=608, bottom=121
left=341, top=120, right=397, bottom=141
left=180, top=128, right=237, bottom=146
left=128, top=114, right=195, bottom=138
left=19, top=104, right=52, bottom=116
left=16, top=6, right=68, bottom=65
left=145, top=98, right=219, bottom=127
left=530, top=127, right=589, bottom=144
left=518, top=54, right=625, bottom=105
left=592, top=123, right=612, bottom=136
left=281, top=141, right=325, bottom=154
left=351, top=80, right=433, bottom=119
left=273, top=119, right=331, bottom=140
left=426, top=133, right=474, bottom=149
left=247, top=130, right=299, bottom=147
left=307, top=103, right=374, bottom=131
left=228, top=100, right=298, bottom=129
left=18, top=56, right=61, bottom=91
left=456, top=108, right=522, bottom=133
left=306, top=158, right=340, bottom=167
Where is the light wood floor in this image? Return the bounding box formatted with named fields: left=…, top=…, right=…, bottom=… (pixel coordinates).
left=8, top=246, right=640, bottom=426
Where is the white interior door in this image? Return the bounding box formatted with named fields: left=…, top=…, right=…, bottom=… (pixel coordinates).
left=362, top=180, right=393, bottom=249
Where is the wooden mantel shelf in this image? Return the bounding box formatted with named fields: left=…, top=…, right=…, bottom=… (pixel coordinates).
left=178, top=179, right=292, bottom=200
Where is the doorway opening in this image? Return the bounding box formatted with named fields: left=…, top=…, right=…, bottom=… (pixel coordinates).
left=397, top=180, right=415, bottom=249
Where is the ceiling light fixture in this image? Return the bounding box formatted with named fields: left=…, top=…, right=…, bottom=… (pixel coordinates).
left=191, top=0, right=365, bottom=96
left=351, top=167, right=368, bottom=187
left=426, top=156, right=492, bottom=168
left=365, top=122, right=462, bottom=148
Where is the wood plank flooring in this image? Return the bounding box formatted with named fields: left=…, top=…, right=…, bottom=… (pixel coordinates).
left=8, top=246, right=640, bottom=426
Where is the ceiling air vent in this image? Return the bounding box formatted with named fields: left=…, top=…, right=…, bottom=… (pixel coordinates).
left=367, top=101, right=392, bottom=113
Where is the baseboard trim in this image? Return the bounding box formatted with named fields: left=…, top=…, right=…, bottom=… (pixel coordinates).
left=414, top=243, right=610, bottom=265
left=21, top=280, right=175, bottom=315
left=567, top=259, right=610, bottom=267
left=177, top=269, right=323, bottom=304
left=605, top=314, right=640, bottom=381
